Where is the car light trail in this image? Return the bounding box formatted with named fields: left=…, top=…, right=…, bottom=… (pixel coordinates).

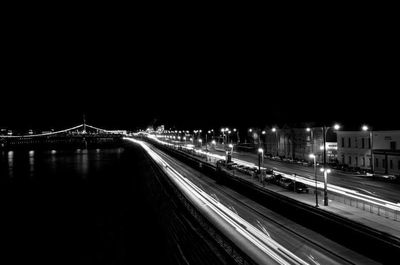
left=143, top=135, right=400, bottom=214
left=125, top=137, right=309, bottom=265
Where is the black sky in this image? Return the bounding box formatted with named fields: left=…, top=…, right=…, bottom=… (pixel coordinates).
left=1, top=14, right=398, bottom=132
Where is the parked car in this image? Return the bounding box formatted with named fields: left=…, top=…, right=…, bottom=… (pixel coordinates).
left=272, top=173, right=284, bottom=184
left=373, top=174, right=397, bottom=181
left=287, top=182, right=309, bottom=193
left=279, top=178, right=293, bottom=188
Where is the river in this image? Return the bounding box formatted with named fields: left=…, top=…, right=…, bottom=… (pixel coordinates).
left=1, top=145, right=170, bottom=264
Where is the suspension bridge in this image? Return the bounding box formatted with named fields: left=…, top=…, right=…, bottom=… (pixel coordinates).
left=0, top=123, right=127, bottom=149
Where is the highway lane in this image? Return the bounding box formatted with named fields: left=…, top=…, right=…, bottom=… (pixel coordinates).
left=209, top=148, right=400, bottom=203
left=147, top=142, right=377, bottom=265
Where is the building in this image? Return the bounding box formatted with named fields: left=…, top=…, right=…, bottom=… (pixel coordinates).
left=373, top=131, right=400, bottom=175
left=263, top=126, right=337, bottom=163
left=336, top=131, right=372, bottom=170
left=336, top=130, right=400, bottom=176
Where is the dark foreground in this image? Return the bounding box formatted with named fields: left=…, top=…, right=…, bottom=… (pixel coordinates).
left=1, top=144, right=228, bottom=264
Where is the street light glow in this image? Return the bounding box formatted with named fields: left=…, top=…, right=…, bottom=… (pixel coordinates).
left=233, top=128, right=237, bottom=132
left=258, top=148, right=264, bottom=153
left=362, top=125, right=369, bottom=131
left=333, top=124, right=340, bottom=130
left=211, top=140, right=216, bottom=145
left=249, top=129, right=252, bottom=132
left=306, top=127, right=311, bottom=132
left=262, top=131, right=266, bottom=134
left=309, top=153, right=315, bottom=159
left=228, top=144, right=233, bottom=148
left=272, top=128, right=276, bottom=132
left=320, top=168, right=331, bottom=173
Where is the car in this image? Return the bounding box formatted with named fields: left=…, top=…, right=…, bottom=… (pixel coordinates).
left=279, top=178, right=293, bottom=188
left=373, top=174, right=397, bottom=181
left=265, top=168, right=274, bottom=175
left=287, top=182, right=309, bottom=193
left=272, top=173, right=284, bottom=184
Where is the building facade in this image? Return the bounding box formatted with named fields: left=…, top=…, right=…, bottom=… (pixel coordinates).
left=336, top=130, right=400, bottom=176
left=336, top=131, right=372, bottom=170
left=262, top=127, right=337, bottom=163
left=372, top=131, right=400, bottom=175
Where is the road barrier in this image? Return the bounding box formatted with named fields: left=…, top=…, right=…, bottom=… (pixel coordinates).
left=138, top=136, right=400, bottom=264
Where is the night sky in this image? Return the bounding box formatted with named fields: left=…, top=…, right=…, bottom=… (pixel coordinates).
left=2, top=15, right=398, bottom=132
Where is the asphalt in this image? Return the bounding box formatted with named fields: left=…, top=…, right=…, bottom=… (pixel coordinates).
left=210, top=143, right=400, bottom=203
left=168, top=141, right=400, bottom=239
left=149, top=142, right=379, bottom=265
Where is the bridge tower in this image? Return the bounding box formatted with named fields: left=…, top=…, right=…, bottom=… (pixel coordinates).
left=83, top=114, right=87, bottom=134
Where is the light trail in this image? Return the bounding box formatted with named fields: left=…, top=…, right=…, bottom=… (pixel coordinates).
left=146, top=134, right=400, bottom=213
left=126, top=137, right=309, bottom=265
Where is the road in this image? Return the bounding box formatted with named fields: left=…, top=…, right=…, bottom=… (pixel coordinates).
left=141, top=139, right=377, bottom=265
left=207, top=146, right=400, bottom=204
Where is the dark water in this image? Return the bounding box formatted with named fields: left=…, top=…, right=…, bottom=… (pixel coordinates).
left=1, top=146, right=169, bottom=264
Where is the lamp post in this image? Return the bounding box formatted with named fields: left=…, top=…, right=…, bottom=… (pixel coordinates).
left=322, top=124, right=340, bottom=165
left=309, top=154, right=318, bottom=207
left=320, top=167, right=331, bottom=206
left=258, top=148, right=264, bottom=172
left=362, top=125, right=374, bottom=173
left=272, top=128, right=278, bottom=157
left=306, top=127, right=314, bottom=158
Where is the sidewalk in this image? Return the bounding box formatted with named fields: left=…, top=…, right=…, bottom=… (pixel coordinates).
left=224, top=166, right=400, bottom=239
left=163, top=140, right=400, bottom=237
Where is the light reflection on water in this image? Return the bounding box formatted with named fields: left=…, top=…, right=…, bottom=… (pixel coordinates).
left=1, top=148, right=124, bottom=180
left=29, top=150, right=35, bottom=177
left=8, top=150, right=14, bottom=178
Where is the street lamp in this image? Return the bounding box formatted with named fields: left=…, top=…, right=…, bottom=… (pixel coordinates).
left=320, top=167, right=331, bottom=206
left=228, top=143, right=234, bottom=160
left=306, top=127, right=314, bottom=157
left=362, top=125, right=374, bottom=173
left=258, top=148, right=264, bottom=173
left=321, top=123, right=340, bottom=179
left=272, top=128, right=278, bottom=156
left=309, top=154, right=318, bottom=207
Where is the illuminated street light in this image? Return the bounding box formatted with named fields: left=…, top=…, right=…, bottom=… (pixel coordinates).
left=333, top=124, right=340, bottom=130
left=272, top=128, right=278, bottom=156
left=306, top=127, right=311, bottom=132
left=249, top=128, right=252, bottom=132
left=320, top=167, right=331, bottom=206
left=257, top=148, right=264, bottom=173
left=309, top=154, right=318, bottom=207
left=262, top=131, right=266, bottom=135
left=233, top=128, right=237, bottom=132
left=211, top=140, right=216, bottom=145
left=362, top=124, right=374, bottom=173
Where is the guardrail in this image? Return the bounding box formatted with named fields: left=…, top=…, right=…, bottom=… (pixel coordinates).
left=272, top=169, right=400, bottom=222
left=137, top=135, right=400, bottom=263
